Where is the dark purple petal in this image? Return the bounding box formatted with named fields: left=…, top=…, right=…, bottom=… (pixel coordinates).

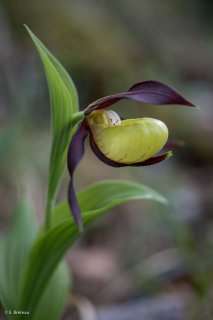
left=84, top=80, right=195, bottom=115
left=89, top=134, right=172, bottom=168
left=128, top=81, right=194, bottom=106
left=67, top=120, right=89, bottom=231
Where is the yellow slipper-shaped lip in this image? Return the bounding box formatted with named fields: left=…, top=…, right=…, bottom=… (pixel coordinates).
left=87, top=110, right=169, bottom=164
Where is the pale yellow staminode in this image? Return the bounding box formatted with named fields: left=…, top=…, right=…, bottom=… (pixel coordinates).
left=86, top=110, right=168, bottom=164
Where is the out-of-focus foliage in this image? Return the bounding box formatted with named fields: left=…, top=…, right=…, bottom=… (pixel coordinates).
left=0, top=199, right=70, bottom=320
left=0, top=0, right=213, bottom=319
left=0, top=200, right=37, bottom=312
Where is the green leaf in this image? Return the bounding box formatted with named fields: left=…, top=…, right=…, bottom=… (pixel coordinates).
left=52, top=179, right=168, bottom=227
left=18, top=223, right=76, bottom=319
left=25, top=26, right=79, bottom=228
left=32, top=262, right=70, bottom=320
left=0, top=199, right=37, bottom=317
left=18, top=180, right=167, bottom=318
left=0, top=199, right=71, bottom=320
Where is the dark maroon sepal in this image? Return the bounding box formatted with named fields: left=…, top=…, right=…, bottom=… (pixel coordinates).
left=132, top=151, right=172, bottom=166
left=84, top=80, right=195, bottom=115
left=89, top=134, right=172, bottom=168
left=67, top=120, right=89, bottom=231
left=165, top=139, right=185, bottom=149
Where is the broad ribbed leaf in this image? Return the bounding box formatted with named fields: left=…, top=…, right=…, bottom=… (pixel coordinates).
left=0, top=200, right=71, bottom=320
left=25, top=26, right=79, bottom=220
left=32, top=262, right=70, bottom=320
left=0, top=200, right=37, bottom=318
left=53, top=179, right=167, bottom=227
left=18, top=180, right=167, bottom=318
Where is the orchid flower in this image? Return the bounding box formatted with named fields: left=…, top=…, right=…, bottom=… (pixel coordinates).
left=67, top=80, right=195, bottom=231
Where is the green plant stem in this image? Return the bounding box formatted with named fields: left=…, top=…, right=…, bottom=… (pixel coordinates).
left=45, top=197, right=54, bottom=231
left=71, top=111, right=84, bottom=127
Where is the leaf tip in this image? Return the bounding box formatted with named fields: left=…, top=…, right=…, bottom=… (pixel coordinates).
left=166, top=151, right=173, bottom=159
left=194, top=104, right=201, bottom=110
left=23, top=24, right=31, bottom=34
left=78, top=224, right=84, bottom=234
left=158, top=197, right=169, bottom=206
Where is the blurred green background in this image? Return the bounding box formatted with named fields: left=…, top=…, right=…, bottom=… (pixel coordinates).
left=0, top=0, right=213, bottom=319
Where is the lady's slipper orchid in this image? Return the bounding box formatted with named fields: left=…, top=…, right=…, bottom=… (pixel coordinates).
left=67, top=80, right=195, bottom=231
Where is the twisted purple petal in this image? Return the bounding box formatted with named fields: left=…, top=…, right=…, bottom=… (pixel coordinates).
left=67, top=120, right=89, bottom=231
left=84, top=80, right=195, bottom=115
